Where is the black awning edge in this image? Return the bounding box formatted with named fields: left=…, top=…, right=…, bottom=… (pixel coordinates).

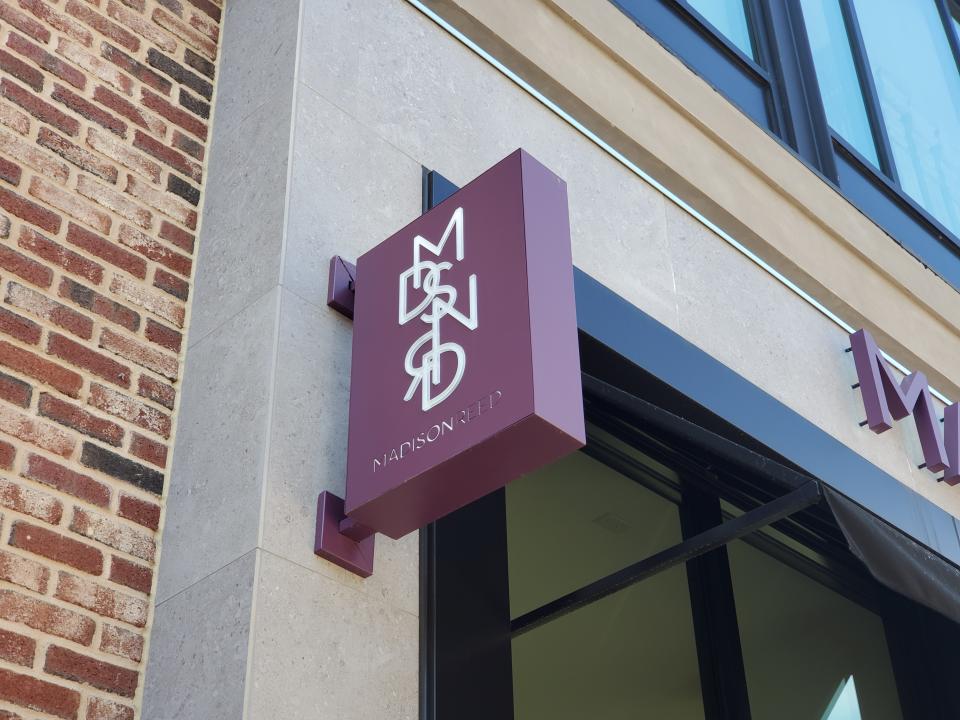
left=825, top=486, right=960, bottom=626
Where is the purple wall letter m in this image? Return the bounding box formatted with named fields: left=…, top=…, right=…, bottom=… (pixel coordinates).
left=850, top=329, right=959, bottom=485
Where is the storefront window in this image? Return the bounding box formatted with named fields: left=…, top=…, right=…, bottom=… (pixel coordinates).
left=685, top=0, right=755, bottom=58
left=851, top=0, right=960, bottom=236
left=798, top=0, right=879, bottom=167
left=507, top=452, right=704, bottom=719
left=728, top=539, right=902, bottom=720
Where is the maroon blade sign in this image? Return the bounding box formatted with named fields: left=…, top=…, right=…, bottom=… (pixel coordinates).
left=316, top=149, right=585, bottom=577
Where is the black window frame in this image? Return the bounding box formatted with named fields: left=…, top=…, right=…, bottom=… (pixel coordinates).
left=611, top=0, right=960, bottom=291
left=420, top=359, right=960, bottom=720
left=417, top=168, right=960, bottom=720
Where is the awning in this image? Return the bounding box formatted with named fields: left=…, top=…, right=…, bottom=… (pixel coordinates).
left=825, top=487, right=960, bottom=626
left=583, top=373, right=960, bottom=627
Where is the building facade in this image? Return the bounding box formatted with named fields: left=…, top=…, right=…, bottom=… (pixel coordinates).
left=1, top=0, right=960, bottom=718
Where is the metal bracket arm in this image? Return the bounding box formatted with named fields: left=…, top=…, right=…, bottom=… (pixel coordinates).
left=327, top=255, right=356, bottom=319
left=314, top=491, right=376, bottom=578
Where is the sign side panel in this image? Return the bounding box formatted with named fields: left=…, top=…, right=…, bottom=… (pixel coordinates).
left=520, top=150, right=586, bottom=445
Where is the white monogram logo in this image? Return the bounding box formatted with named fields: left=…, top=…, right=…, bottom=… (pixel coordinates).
left=399, top=207, right=478, bottom=412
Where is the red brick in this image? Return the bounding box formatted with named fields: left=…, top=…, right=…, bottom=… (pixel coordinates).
left=129, top=432, right=166, bottom=467
left=0, top=477, right=61, bottom=523
left=71, top=507, right=155, bottom=561
left=91, top=382, right=170, bottom=435
left=0, top=588, right=95, bottom=644
left=153, top=267, right=188, bottom=301
left=0, top=124, right=69, bottom=181
left=78, top=174, right=151, bottom=230
left=156, top=0, right=181, bottom=16
left=0, top=370, right=32, bottom=407
left=7, top=32, right=85, bottom=90
left=0, top=438, right=14, bottom=468
left=100, top=327, right=177, bottom=379
left=119, top=223, right=191, bottom=276
left=0, top=340, right=82, bottom=397
left=0, top=667, right=80, bottom=720
left=0, top=155, right=21, bottom=185
left=0, top=102, right=31, bottom=135
left=6, top=280, right=94, bottom=339
left=100, top=623, right=143, bottom=662
left=141, top=87, right=206, bottom=139
left=19, top=226, right=104, bottom=285
left=93, top=84, right=165, bottom=136
left=55, top=572, right=147, bottom=626
left=11, top=521, right=103, bottom=574
left=0, top=1, right=51, bottom=44
left=65, top=0, right=139, bottom=52
left=18, top=0, right=93, bottom=46
left=0, top=404, right=75, bottom=456
left=23, top=453, right=111, bottom=507
left=1, top=78, right=79, bottom=136
left=125, top=174, right=194, bottom=229
left=0, top=48, right=43, bottom=92
left=106, top=0, right=176, bottom=53
left=189, top=11, right=218, bottom=43
left=0, top=548, right=49, bottom=592
left=30, top=176, right=112, bottom=235
left=87, top=697, right=134, bottom=720
left=132, top=128, right=201, bottom=181
left=158, top=219, right=194, bottom=253
left=187, top=0, right=219, bottom=21
left=136, top=374, right=174, bottom=410
left=0, top=627, right=35, bottom=666
left=151, top=6, right=216, bottom=59
left=51, top=83, right=125, bottom=137
left=87, top=125, right=161, bottom=183
left=65, top=222, right=147, bottom=280
left=108, top=555, right=151, bottom=594
left=59, top=277, right=140, bottom=331
left=45, top=645, right=138, bottom=698
left=0, top=185, right=61, bottom=235
left=110, top=274, right=184, bottom=327
left=172, top=128, right=203, bottom=160
left=101, top=42, right=170, bottom=94
left=0, top=306, right=42, bottom=344
left=37, top=126, right=118, bottom=183
left=48, top=334, right=131, bottom=388
left=183, top=47, right=214, bottom=81
left=116, top=0, right=143, bottom=10
left=56, top=36, right=133, bottom=96
left=39, top=393, right=124, bottom=446
left=117, top=493, right=160, bottom=530
left=145, top=319, right=181, bottom=354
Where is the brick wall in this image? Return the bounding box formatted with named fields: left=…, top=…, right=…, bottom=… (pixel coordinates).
left=0, top=0, right=221, bottom=718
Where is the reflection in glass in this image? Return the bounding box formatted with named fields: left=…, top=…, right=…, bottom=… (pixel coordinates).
left=729, top=540, right=902, bottom=720
left=798, top=0, right=879, bottom=166
left=852, top=0, right=960, bottom=237
left=686, top=0, right=755, bottom=59
left=822, top=677, right=863, bottom=720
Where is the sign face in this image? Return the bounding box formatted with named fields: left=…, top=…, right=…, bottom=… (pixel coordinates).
left=345, top=149, right=585, bottom=539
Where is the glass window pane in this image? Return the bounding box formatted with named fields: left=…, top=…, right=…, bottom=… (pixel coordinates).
left=507, top=450, right=680, bottom=618
left=508, top=451, right=703, bottom=719
left=728, top=539, right=903, bottom=720
left=686, top=0, right=755, bottom=59
left=512, top=567, right=704, bottom=720
left=852, top=0, right=960, bottom=237
left=799, top=0, right=879, bottom=166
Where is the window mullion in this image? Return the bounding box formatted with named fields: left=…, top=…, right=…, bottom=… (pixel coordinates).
left=760, top=0, right=839, bottom=180
left=680, top=480, right=753, bottom=720
left=836, top=0, right=899, bottom=183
